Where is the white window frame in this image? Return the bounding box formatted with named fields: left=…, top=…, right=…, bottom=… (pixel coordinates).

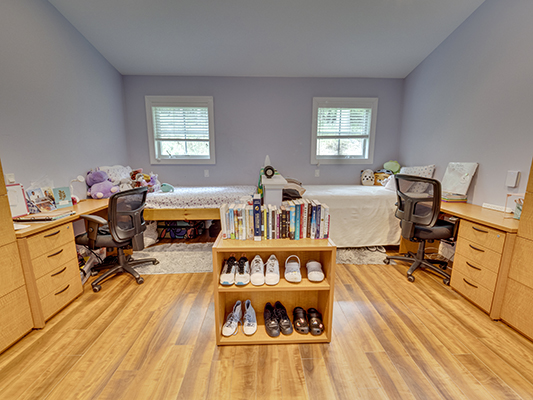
left=311, top=97, right=378, bottom=165
left=145, top=95, right=215, bottom=165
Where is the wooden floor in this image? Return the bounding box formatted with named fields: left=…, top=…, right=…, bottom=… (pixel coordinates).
left=2, top=251, right=533, bottom=399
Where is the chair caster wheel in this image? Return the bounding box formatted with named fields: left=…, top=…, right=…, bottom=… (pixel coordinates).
left=443, top=278, right=450, bottom=286
left=91, top=270, right=98, bottom=276
left=92, top=285, right=101, bottom=293
left=136, top=277, right=144, bottom=285
left=442, top=265, right=447, bottom=270
left=153, top=260, right=160, bottom=265
left=383, top=258, right=390, bottom=265
left=407, top=275, right=415, bottom=283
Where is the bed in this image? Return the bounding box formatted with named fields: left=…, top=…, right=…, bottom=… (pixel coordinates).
left=302, top=185, right=401, bottom=248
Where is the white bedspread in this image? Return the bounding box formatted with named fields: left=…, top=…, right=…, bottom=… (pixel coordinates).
left=303, top=185, right=401, bottom=248
left=145, top=186, right=256, bottom=209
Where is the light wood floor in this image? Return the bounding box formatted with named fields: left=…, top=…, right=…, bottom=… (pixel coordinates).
left=2, top=255, right=533, bottom=399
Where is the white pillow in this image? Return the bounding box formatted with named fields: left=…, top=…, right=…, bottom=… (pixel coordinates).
left=99, top=165, right=132, bottom=185
left=399, top=164, right=435, bottom=193
left=284, top=182, right=306, bottom=195
left=383, top=175, right=396, bottom=191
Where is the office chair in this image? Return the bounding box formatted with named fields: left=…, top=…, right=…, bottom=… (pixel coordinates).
left=383, top=174, right=453, bottom=285
left=76, top=187, right=159, bottom=292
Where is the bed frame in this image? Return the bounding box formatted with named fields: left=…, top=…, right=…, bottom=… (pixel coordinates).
left=143, top=208, right=220, bottom=221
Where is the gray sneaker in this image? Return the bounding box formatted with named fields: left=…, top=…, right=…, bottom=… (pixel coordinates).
left=243, top=299, right=257, bottom=335
left=250, top=255, right=265, bottom=286
left=222, top=300, right=242, bottom=336
left=265, top=255, right=280, bottom=285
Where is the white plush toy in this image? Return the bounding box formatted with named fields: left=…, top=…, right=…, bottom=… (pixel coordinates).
left=361, top=169, right=375, bottom=186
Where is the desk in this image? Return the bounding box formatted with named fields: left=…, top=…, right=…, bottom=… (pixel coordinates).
left=16, top=199, right=108, bottom=328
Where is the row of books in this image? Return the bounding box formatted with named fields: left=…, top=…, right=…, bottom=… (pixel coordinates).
left=219, top=195, right=330, bottom=241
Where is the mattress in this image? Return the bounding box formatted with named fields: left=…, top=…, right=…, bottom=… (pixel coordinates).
left=145, top=185, right=256, bottom=209
left=303, top=185, right=401, bottom=248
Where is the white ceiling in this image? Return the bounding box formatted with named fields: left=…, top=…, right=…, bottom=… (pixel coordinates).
left=47, top=0, right=485, bottom=78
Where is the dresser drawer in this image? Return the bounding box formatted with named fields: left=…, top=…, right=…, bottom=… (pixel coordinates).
left=453, top=253, right=498, bottom=292
left=31, top=241, right=78, bottom=279
left=0, top=242, right=26, bottom=297
left=26, top=223, right=74, bottom=260
left=451, top=269, right=494, bottom=313
left=458, top=220, right=505, bottom=254
left=0, top=195, right=16, bottom=248
left=36, top=259, right=80, bottom=300
left=455, top=237, right=502, bottom=273
left=41, top=276, right=82, bottom=321
left=0, top=286, right=33, bottom=353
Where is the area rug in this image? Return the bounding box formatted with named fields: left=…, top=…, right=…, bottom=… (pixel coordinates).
left=132, top=243, right=391, bottom=275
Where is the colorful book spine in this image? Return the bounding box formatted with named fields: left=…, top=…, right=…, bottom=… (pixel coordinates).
left=289, top=201, right=296, bottom=240
left=228, top=203, right=236, bottom=239
left=253, top=194, right=262, bottom=241
left=271, top=205, right=277, bottom=239
left=307, top=199, right=313, bottom=238
left=322, top=204, right=330, bottom=238
left=263, top=206, right=268, bottom=239
left=301, top=199, right=308, bottom=239
left=315, top=201, right=322, bottom=239
left=280, top=205, right=287, bottom=239
left=310, top=200, right=317, bottom=239
left=295, top=201, right=300, bottom=240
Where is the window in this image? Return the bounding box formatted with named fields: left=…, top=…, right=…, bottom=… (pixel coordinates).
left=311, top=97, right=378, bottom=164
left=145, top=96, right=215, bottom=164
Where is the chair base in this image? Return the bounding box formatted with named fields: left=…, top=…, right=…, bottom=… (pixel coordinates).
left=384, top=240, right=450, bottom=285
left=91, top=247, right=159, bottom=292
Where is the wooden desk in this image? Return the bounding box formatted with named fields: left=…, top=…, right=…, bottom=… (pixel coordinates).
left=16, top=199, right=108, bottom=328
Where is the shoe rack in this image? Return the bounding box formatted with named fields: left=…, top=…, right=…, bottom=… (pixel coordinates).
left=212, top=233, right=336, bottom=345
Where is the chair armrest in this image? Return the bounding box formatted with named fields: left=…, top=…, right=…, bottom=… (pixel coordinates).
left=79, top=214, right=108, bottom=249
left=79, top=214, right=107, bottom=225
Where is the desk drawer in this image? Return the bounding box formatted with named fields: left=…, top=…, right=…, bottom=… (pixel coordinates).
left=0, top=195, right=16, bottom=248
left=455, top=238, right=502, bottom=274
left=32, top=242, right=78, bottom=279
left=453, top=253, right=498, bottom=292
left=36, top=259, right=79, bottom=299
left=507, top=236, right=533, bottom=290
left=0, top=242, right=26, bottom=297
left=0, top=286, right=33, bottom=353
left=458, top=220, right=505, bottom=254
left=451, top=269, right=494, bottom=313
left=27, top=223, right=74, bottom=260
left=41, top=275, right=82, bottom=322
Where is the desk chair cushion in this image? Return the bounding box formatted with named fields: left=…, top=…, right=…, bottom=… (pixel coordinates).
left=412, top=219, right=455, bottom=241
left=75, top=231, right=130, bottom=249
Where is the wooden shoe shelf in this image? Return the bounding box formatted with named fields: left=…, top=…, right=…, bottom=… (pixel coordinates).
left=212, top=233, right=336, bottom=345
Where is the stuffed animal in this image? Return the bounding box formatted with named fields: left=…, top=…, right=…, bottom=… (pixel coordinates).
left=86, top=170, right=119, bottom=199
left=361, top=169, right=375, bottom=186
left=119, top=178, right=134, bottom=192
left=161, top=183, right=174, bottom=192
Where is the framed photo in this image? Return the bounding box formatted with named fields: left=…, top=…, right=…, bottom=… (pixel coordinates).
left=26, top=187, right=44, bottom=203
left=53, top=186, right=72, bottom=208
left=7, top=184, right=29, bottom=218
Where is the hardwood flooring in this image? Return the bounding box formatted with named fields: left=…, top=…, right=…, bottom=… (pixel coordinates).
left=2, top=249, right=533, bottom=399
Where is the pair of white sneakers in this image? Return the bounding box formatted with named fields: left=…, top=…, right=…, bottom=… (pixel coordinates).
left=221, top=299, right=257, bottom=336
left=220, top=255, right=251, bottom=286
left=285, top=256, right=325, bottom=283
left=250, top=254, right=280, bottom=286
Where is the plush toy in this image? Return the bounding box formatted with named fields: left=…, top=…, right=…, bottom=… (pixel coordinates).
left=383, top=160, right=401, bottom=174
left=361, top=169, right=375, bottom=186
left=86, top=170, right=119, bottom=199
left=161, top=183, right=174, bottom=192
left=119, top=178, right=134, bottom=192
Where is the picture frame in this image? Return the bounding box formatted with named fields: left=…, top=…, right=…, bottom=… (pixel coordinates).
left=7, top=183, right=29, bottom=218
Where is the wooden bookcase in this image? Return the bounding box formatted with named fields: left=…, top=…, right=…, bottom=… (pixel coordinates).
left=212, top=233, right=336, bottom=345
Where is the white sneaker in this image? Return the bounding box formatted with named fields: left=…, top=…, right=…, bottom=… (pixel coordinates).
left=250, top=255, right=265, bottom=286
left=243, top=299, right=257, bottom=335
left=220, top=255, right=237, bottom=285
left=222, top=300, right=242, bottom=336
left=306, top=260, right=325, bottom=282
left=284, top=255, right=302, bottom=283
left=265, top=254, right=280, bottom=285
left=235, top=256, right=250, bottom=286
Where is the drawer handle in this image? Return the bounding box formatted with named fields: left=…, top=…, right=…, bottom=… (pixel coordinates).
left=51, top=267, right=67, bottom=277
left=463, top=278, right=478, bottom=289
left=47, top=249, right=64, bottom=258
left=469, top=244, right=485, bottom=252
left=44, top=230, right=61, bottom=238
left=466, top=261, right=482, bottom=271
left=472, top=226, right=489, bottom=234
left=55, top=285, right=70, bottom=295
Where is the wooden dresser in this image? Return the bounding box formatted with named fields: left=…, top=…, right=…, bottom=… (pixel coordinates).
left=0, top=160, right=33, bottom=353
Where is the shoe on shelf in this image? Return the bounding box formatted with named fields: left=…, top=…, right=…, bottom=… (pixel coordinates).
left=222, top=300, right=242, bottom=337
left=284, top=255, right=301, bottom=283
left=306, top=260, right=325, bottom=282
left=243, top=299, right=257, bottom=336
left=220, top=254, right=238, bottom=285
left=293, top=307, right=309, bottom=334
left=275, top=301, right=293, bottom=335
left=250, top=255, right=265, bottom=286
left=235, top=254, right=250, bottom=286
left=307, top=307, right=324, bottom=336
left=264, top=302, right=280, bottom=337
left=265, top=254, right=280, bottom=285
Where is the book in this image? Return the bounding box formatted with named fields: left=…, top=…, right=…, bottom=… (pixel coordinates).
left=253, top=194, right=262, bottom=241
left=271, top=205, right=277, bottom=239
left=289, top=201, right=296, bottom=240
left=301, top=199, right=308, bottom=239
left=295, top=201, right=300, bottom=240
left=280, top=205, right=287, bottom=239
left=263, top=206, right=268, bottom=240
left=310, top=200, right=317, bottom=239
left=228, top=204, right=236, bottom=239
left=53, top=187, right=72, bottom=208
left=219, top=204, right=228, bottom=239
left=246, top=204, right=253, bottom=240
left=315, top=201, right=322, bottom=239
left=322, top=203, right=330, bottom=238
left=13, top=209, right=75, bottom=222
left=307, top=199, right=313, bottom=238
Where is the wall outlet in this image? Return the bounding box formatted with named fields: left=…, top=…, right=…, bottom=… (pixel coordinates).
left=5, top=173, right=15, bottom=184
left=204, top=169, right=209, bottom=178
left=315, top=169, right=320, bottom=177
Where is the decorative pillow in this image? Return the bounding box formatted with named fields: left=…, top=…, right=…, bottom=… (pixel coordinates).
left=99, top=165, right=133, bottom=186
left=399, top=164, right=435, bottom=193
left=284, top=182, right=306, bottom=195
left=383, top=175, right=396, bottom=191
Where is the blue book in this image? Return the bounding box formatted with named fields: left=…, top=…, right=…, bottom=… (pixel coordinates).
left=253, top=194, right=262, bottom=241
left=295, top=201, right=300, bottom=240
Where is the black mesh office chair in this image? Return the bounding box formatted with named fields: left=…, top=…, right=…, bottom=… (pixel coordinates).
left=76, top=187, right=159, bottom=292
left=383, top=174, right=453, bottom=285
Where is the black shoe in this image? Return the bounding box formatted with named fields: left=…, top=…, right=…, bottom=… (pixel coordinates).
left=264, top=302, right=280, bottom=337
left=275, top=301, right=293, bottom=335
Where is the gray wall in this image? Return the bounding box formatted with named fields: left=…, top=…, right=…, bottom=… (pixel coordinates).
left=123, top=76, right=404, bottom=186
left=0, top=0, right=127, bottom=193
left=400, top=0, right=533, bottom=206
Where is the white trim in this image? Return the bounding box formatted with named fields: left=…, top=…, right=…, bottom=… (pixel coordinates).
left=145, top=95, right=216, bottom=165
left=311, top=97, right=378, bottom=165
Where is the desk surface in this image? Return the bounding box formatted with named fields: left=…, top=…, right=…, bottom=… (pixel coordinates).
left=15, top=199, right=108, bottom=238
left=441, top=202, right=519, bottom=233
